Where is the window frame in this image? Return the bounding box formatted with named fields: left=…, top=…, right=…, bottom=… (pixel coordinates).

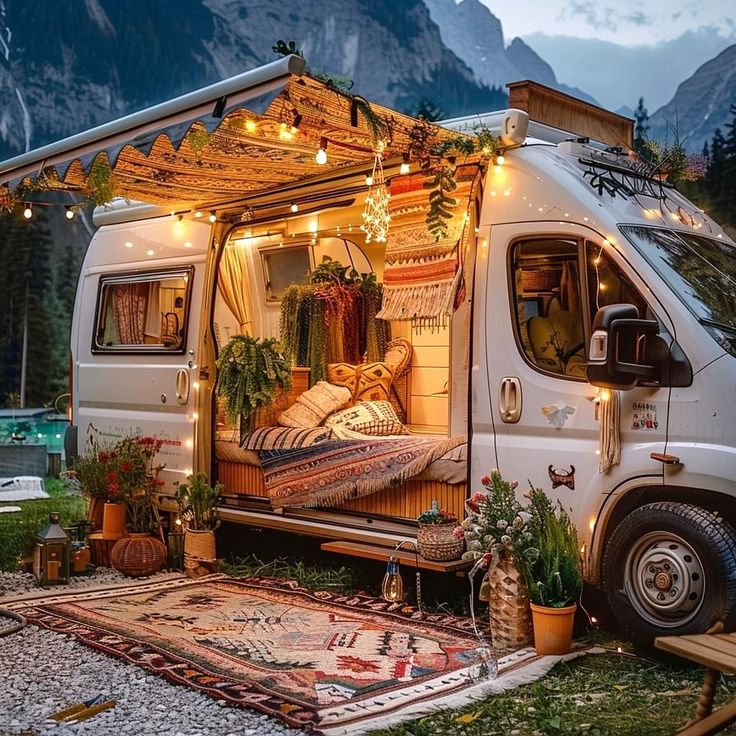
left=259, top=242, right=313, bottom=302
left=507, top=235, right=590, bottom=383
left=91, top=266, right=194, bottom=355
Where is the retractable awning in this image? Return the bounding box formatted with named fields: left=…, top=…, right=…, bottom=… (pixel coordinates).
left=0, top=55, right=440, bottom=212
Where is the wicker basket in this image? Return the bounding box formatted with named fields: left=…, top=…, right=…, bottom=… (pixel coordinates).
left=417, top=523, right=464, bottom=561
left=110, top=534, right=167, bottom=578
left=489, top=551, right=532, bottom=653
left=183, top=529, right=217, bottom=562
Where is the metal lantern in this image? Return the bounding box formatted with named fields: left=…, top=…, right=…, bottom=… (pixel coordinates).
left=33, top=512, right=71, bottom=585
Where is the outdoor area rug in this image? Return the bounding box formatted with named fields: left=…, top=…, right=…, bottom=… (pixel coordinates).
left=7, top=575, right=594, bottom=734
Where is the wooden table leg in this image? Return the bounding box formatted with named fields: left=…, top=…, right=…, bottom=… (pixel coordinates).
left=694, top=668, right=721, bottom=721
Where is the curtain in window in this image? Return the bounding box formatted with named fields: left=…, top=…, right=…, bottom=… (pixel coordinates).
left=219, top=244, right=251, bottom=333
left=143, top=281, right=161, bottom=339
left=111, top=283, right=147, bottom=344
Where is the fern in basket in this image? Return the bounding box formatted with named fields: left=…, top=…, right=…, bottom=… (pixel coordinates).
left=216, top=335, right=291, bottom=422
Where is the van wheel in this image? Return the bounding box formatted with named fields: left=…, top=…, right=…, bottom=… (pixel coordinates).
left=602, top=502, right=736, bottom=644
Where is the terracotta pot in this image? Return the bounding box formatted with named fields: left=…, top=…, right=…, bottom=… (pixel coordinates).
left=184, top=529, right=216, bottom=561
left=102, top=502, right=127, bottom=540
left=530, top=602, right=577, bottom=655
left=87, top=497, right=105, bottom=532
left=110, top=533, right=167, bottom=577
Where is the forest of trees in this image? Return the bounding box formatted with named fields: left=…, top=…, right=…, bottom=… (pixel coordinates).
left=0, top=209, right=82, bottom=408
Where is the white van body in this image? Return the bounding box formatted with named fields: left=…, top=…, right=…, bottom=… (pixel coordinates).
left=67, top=110, right=736, bottom=643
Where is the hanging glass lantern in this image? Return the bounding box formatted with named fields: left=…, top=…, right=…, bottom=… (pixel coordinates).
left=33, top=512, right=71, bottom=585
left=381, top=555, right=404, bottom=603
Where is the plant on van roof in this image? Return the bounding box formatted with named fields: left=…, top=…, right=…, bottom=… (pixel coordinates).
left=216, top=335, right=291, bottom=422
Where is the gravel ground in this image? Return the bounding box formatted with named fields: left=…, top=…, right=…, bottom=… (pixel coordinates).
left=0, top=570, right=300, bottom=736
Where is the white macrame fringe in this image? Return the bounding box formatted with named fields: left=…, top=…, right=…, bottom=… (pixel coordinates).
left=599, top=390, right=621, bottom=473
left=376, top=281, right=455, bottom=322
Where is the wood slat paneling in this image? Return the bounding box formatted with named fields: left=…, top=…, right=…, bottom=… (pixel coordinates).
left=217, top=460, right=466, bottom=520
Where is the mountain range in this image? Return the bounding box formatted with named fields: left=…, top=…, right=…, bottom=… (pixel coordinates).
left=0, top=0, right=732, bottom=162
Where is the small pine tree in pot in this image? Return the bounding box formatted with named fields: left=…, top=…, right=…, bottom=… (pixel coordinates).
left=175, top=473, right=223, bottom=574
left=523, top=488, right=583, bottom=655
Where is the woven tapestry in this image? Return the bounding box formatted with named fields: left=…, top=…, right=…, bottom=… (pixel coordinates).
left=9, top=576, right=580, bottom=735
left=376, top=165, right=480, bottom=326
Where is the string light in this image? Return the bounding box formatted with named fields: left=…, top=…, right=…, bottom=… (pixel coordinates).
left=315, top=138, right=328, bottom=165
left=365, top=175, right=373, bottom=186
left=23, top=204, right=32, bottom=219
left=245, top=119, right=257, bottom=133
left=194, top=210, right=203, bottom=218
left=400, top=154, right=410, bottom=175
left=64, top=206, right=75, bottom=220
left=208, top=212, right=216, bottom=223
left=496, top=155, right=505, bottom=165
left=290, top=202, right=299, bottom=213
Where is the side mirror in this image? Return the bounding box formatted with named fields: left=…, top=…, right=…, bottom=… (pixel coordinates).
left=587, top=304, right=659, bottom=390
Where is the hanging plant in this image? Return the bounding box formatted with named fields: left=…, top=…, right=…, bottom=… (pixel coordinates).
left=186, top=129, right=212, bottom=159
left=85, top=158, right=120, bottom=206
left=216, top=336, right=291, bottom=422
left=407, top=124, right=501, bottom=241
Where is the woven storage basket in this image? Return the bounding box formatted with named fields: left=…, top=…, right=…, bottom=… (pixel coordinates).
left=417, top=523, right=464, bottom=561
left=110, top=534, right=167, bottom=578
left=183, top=529, right=216, bottom=562
left=489, top=551, right=532, bottom=652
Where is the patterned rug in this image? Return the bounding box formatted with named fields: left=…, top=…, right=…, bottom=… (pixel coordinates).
left=7, top=576, right=590, bottom=735
left=261, top=434, right=466, bottom=509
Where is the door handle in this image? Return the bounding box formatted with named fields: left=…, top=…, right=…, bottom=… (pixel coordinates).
left=499, top=376, right=522, bottom=423
left=175, top=369, right=191, bottom=405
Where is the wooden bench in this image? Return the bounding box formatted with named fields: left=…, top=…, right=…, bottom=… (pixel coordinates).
left=655, top=623, right=736, bottom=736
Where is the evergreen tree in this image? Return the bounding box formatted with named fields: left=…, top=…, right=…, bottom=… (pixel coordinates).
left=706, top=128, right=727, bottom=220
left=722, top=104, right=736, bottom=223
left=633, top=97, right=649, bottom=156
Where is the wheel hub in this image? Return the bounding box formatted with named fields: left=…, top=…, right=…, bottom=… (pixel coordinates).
left=625, top=532, right=705, bottom=628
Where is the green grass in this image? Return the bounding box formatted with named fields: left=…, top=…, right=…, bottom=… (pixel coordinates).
left=0, top=478, right=87, bottom=571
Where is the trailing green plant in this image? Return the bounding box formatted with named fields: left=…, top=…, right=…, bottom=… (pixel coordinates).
left=216, top=335, right=291, bottom=422
left=523, top=487, right=583, bottom=608
left=186, top=129, right=212, bottom=158
left=85, top=158, right=119, bottom=206
left=175, top=472, right=223, bottom=531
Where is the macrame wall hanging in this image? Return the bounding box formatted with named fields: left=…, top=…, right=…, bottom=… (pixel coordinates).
left=598, top=388, right=621, bottom=473
left=361, top=146, right=390, bottom=244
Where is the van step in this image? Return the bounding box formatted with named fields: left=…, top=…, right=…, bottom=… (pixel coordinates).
left=320, top=540, right=472, bottom=575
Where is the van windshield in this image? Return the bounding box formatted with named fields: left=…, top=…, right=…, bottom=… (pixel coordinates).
left=620, top=225, right=736, bottom=357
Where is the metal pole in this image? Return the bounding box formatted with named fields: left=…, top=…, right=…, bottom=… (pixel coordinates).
left=19, top=281, right=28, bottom=408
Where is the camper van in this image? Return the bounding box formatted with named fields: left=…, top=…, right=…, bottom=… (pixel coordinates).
left=2, top=57, right=735, bottom=643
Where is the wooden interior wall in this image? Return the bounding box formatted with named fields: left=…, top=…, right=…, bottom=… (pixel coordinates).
left=217, top=459, right=466, bottom=521
left=407, top=324, right=449, bottom=431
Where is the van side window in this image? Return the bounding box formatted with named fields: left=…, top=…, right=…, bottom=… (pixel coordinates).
left=511, top=239, right=587, bottom=379
left=585, top=242, right=649, bottom=322
left=93, top=269, right=192, bottom=353
left=261, top=245, right=311, bottom=301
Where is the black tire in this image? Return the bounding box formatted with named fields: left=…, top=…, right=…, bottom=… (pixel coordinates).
left=603, top=502, right=736, bottom=645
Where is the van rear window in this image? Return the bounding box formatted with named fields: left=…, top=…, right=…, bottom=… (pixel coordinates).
left=93, top=268, right=192, bottom=353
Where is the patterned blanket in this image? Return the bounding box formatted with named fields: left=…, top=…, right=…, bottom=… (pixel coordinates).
left=261, top=434, right=467, bottom=509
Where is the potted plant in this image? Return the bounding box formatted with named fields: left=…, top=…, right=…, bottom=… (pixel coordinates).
left=175, top=472, right=223, bottom=569
left=461, top=470, right=536, bottom=652
left=109, top=437, right=168, bottom=577
left=216, top=335, right=291, bottom=431
left=416, top=502, right=462, bottom=561
left=523, top=487, right=583, bottom=655
left=69, top=443, right=117, bottom=532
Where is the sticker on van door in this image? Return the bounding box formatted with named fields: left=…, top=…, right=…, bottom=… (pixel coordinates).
left=631, top=402, right=658, bottom=431
left=542, top=402, right=575, bottom=428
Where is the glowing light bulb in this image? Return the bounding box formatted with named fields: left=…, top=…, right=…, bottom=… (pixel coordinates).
left=146, top=249, right=155, bottom=256
left=245, top=119, right=257, bottom=133
left=124, top=241, right=133, bottom=248
left=194, top=210, right=203, bottom=218
left=23, top=205, right=32, bottom=219
left=365, top=175, right=373, bottom=186
left=290, top=203, right=299, bottom=213
left=315, top=147, right=328, bottom=165
left=496, top=155, right=505, bottom=165
left=184, top=241, right=192, bottom=248
left=65, top=207, right=75, bottom=220
left=494, top=165, right=502, bottom=173
left=208, top=212, right=216, bottom=223
left=399, top=162, right=410, bottom=175
left=591, top=616, right=598, bottom=624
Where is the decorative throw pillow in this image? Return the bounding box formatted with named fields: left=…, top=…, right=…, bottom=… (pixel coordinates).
left=324, top=401, right=408, bottom=436
left=242, top=425, right=333, bottom=450
left=278, top=381, right=352, bottom=428
left=327, top=362, right=395, bottom=404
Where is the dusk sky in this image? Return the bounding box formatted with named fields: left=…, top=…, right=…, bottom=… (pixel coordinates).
left=484, top=0, right=735, bottom=46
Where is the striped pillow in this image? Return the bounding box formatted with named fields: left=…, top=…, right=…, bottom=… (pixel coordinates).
left=242, top=426, right=333, bottom=451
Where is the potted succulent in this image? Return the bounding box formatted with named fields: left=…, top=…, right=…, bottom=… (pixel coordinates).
left=461, top=470, right=536, bottom=652
left=109, top=437, right=167, bottom=577
left=175, top=472, right=223, bottom=568
left=416, top=502, right=462, bottom=561
left=523, top=487, right=583, bottom=655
